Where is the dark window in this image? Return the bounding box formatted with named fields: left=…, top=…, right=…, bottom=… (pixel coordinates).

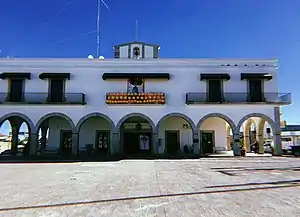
left=8, top=79, right=24, bottom=102
left=49, top=79, right=64, bottom=102
left=208, top=80, right=222, bottom=102
left=248, top=80, right=263, bottom=102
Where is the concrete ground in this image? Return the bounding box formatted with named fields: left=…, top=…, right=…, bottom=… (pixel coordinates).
left=0, top=157, right=299, bottom=217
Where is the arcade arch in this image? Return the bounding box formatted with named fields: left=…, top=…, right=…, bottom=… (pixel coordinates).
left=156, top=113, right=196, bottom=154
left=35, top=113, right=75, bottom=156
left=196, top=113, right=237, bottom=155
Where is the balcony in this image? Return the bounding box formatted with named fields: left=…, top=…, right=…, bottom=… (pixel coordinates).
left=106, top=92, right=165, bottom=105
left=0, top=93, right=86, bottom=105
left=186, top=93, right=292, bottom=105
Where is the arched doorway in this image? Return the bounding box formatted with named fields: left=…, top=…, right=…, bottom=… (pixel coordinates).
left=0, top=113, right=34, bottom=156
left=35, top=113, right=75, bottom=156
left=116, top=113, right=155, bottom=155
left=156, top=113, right=196, bottom=154
left=237, top=113, right=278, bottom=154
left=196, top=113, right=237, bottom=155
left=75, top=113, right=115, bottom=155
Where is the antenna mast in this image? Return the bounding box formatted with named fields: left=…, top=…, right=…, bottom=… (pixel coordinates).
left=97, top=0, right=101, bottom=57
left=135, top=20, right=139, bottom=41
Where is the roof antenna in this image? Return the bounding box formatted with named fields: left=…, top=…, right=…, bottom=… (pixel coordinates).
left=135, top=20, right=139, bottom=41
left=97, top=0, right=110, bottom=58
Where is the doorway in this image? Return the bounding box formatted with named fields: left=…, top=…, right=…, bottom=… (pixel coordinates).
left=9, top=79, right=23, bottom=102
left=49, top=79, right=64, bottom=102
left=248, top=80, right=263, bottom=102
left=201, top=131, right=214, bottom=154
left=208, top=80, right=222, bottom=102
left=123, top=132, right=152, bottom=154
left=60, top=130, right=72, bottom=155
left=95, top=130, right=110, bottom=154
left=165, top=130, right=180, bottom=154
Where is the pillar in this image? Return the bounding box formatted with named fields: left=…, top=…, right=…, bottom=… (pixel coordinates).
left=112, top=132, right=120, bottom=154
left=152, top=133, right=158, bottom=154
left=244, top=134, right=251, bottom=152
left=193, top=132, right=200, bottom=155
left=233, top=134, right=241, bottom=156
left=10, top=119, right=22, bottom=153
left=40, top=125, right=48, bottom=150
left=72, top=133, right=79, bottom=156
left=29, top=133, right=38, bottom=155
left=273, top=107, right=282, bottom=156
left=257, top=134, right=264, bottom=154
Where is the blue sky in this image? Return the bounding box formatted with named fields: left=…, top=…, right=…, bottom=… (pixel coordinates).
left=0, top=0, right=300, bottom=134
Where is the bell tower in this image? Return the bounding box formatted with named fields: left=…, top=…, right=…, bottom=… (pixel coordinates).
left=113, top=41, right=160, bottom=59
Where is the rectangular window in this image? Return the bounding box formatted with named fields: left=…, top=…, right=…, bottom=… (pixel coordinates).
left=8, top=79, right=24, bottom=102
left=208, top=80, right=222, bottom=102
left=49, top=79, right=64, bottom=102
left=248, top=80, right=263, bottom=102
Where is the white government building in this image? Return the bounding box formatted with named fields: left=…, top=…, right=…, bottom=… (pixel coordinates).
left=0, top=41, right=292, bottom=157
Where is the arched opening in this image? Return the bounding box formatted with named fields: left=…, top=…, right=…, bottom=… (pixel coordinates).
left=0, top=114, right=33, bottom=156
left=76, top=113, right=115, bottom=155
left=196, top=114, right=237, bottom=155
left=241, top=119, right=257, bottom=152
left=35, top=113, right=75, bottom=156
left=156, top=113, right=195, bottom=155
left=237, top=114, right=277, bottom=154
left=117, top=113, right=155, bottom=155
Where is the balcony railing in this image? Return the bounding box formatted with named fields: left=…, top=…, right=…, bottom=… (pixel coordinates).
left=106, top=92, right=165, bottom=105
left=186, top=93, right=291, bottom=105
left=0, top=93, right=86, bottom=105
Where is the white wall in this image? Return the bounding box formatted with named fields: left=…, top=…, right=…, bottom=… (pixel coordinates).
left=0, top=59, right=280, bottom=131
left=157, top=117, right=193, bottom=153
left=200, top=117, right=227, bottom=151
left=78, top=117, right=111, bottom=151
left=47, top=117, right=72, bottom=150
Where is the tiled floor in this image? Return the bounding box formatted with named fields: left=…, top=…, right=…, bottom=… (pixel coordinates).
left=0, top=157, right=299, bottom=217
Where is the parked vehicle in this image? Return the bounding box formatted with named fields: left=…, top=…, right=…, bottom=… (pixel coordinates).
left=291, top=146, right=300, bottom=157
left=264, top=143, right=274, bottom=154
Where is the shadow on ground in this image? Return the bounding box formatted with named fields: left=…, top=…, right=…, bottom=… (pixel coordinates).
left=0, top=179, right=299, bottom=212
left=0, top=154, right=203, bottom=163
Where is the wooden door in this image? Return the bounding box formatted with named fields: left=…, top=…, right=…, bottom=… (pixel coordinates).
left=9, top=79, right=23, bottom=102
left=50, top=79, right=64, bottom=102
left=201, top=131, right=214, bottom=154
left=208, top=80, right=222, bottom=102
left=96, top=131, right=110, bottom=154
left=61, top=131, right=72, bottom=155
left=166, top=131, right=179, bottom=154
left=249, top=80, right=263, bottom=102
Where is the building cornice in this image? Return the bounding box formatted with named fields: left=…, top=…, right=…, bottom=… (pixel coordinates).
left=0, top=58, right=278, bottom=69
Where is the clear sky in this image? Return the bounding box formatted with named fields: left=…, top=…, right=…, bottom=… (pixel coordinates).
left=0, top=0, right=299, bottom=134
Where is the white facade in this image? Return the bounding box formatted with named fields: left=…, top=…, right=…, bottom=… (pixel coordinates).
left=0, top=50, right=291, bottom=156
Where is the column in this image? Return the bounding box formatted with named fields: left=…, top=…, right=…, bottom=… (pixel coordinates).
left=257, top=134, right=265, bottom=154
left=193, top=132, right=200, bottom=155
left=112, top=132, right=120, bottom=154
left=40, top=126, right=48, bottom=150
left=233, top=134, right=241, bottom=156
left=152, top=133, right=158, bottom=154
left=11, top=126, right=19, bottom=153
left=244, top=134, right=251, bottom=152
left=72, top=133, right=79, bottom=156
left=273, top=107, right=282, bottom=156
left=29, top=133, right=38, bottom=155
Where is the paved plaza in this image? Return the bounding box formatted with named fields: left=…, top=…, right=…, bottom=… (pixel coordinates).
left=0, top=157, right=299, bottom=217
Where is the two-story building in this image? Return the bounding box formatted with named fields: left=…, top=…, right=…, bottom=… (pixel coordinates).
left=0, top=41, right=292, bottom=157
